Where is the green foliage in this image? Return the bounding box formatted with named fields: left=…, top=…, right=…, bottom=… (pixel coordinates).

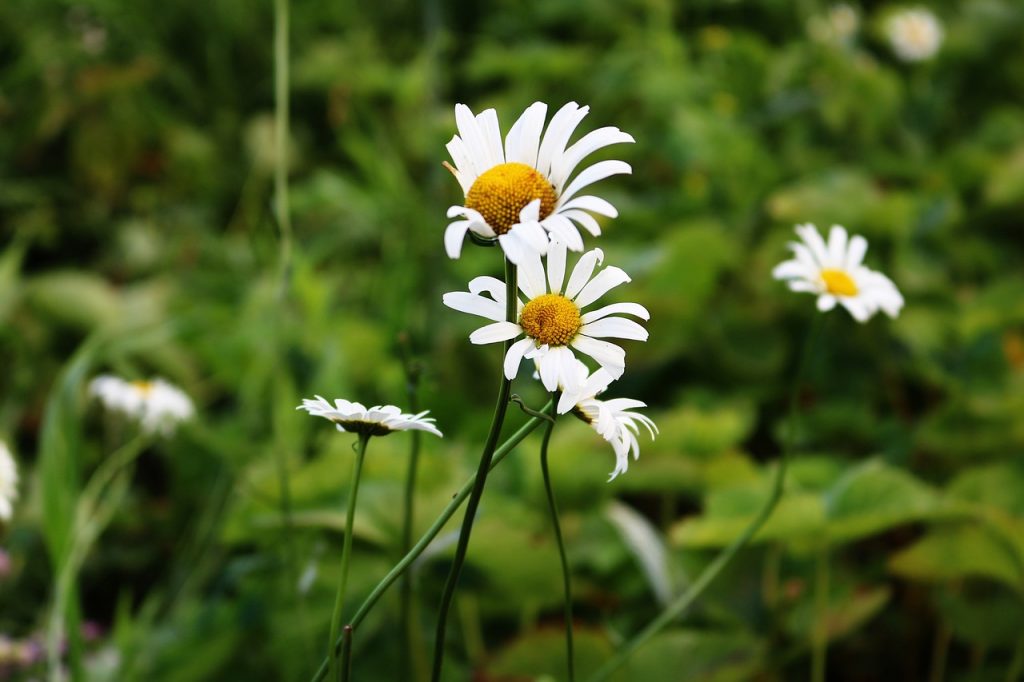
left=2, top=0, right=1024, bottom=680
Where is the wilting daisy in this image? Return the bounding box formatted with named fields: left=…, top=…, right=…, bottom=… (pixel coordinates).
left=886, top=7, right=943, bottom=62
left=444, top=101, right=633, bottom=264
left=444, top=240, right=649, bottom=391
left=89, top=375, right=195, bottom=436
left=297, top=397, right=443, bottom=438
left=556, top=360, right=657, bottom=481
left=807, top=4, right=859, bottom=46
left=773, top=223, right=904, bottom=322
left=0, top=441, right=18, bottom=522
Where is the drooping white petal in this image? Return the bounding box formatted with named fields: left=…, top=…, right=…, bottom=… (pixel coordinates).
left=550, top=127, right=635, bottom=191
left=469, top=321, right=522, bottom=345
left=560, top=209, right=602, bottom=237
left=571, top=336, right=626, bottom=377
left=559, top=160, right=632, bottom=206
left=537, top=348, right=562, bottom=391
left=559, top=195, right=618, bottom=218
left=497, top=231, right=530, bottom=266
left=573, top=266, right=631, bottom=309
left=504, top=338, right=535, bottom=380
left=444, top=221, right=471, bottom=259
left=816, top=294, right=837, bottom=312
left=542, top=214, right=585, bottom=252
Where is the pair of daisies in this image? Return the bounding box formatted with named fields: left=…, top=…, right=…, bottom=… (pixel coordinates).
left=301, top=102, right=655, bottom=479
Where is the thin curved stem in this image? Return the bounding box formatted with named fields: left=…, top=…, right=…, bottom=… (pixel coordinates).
left=327, top=435, right=370, bottom=682
left=540, top=394, right=574, bottom=682
left=273, top=0, right=292, bottom=295
left=401, top=367, right=423, bottom=681
left=812, top=545, right=830, bottom=682
left=587, top=315, right=825, bottom=682
left=316, top=405, right=551, bottom=682
left=429, top=258, right=517, bottom=682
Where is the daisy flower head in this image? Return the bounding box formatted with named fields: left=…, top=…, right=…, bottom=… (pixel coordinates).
left=886, top=7, right=943, bottom=62
left=556, top=359, right=657, bottom=481
left=773, top=223, right=904, bottom=323
left=444, top=101, right=634, bottom=264
left=297, top=397, right=442, bottom=438
left=0, top=440, right=18, bottom=522
left=443, top=240, right=649, bottom=392
left=89, top=375, right=194, bottom=436
left=807, top=4, right=860, bottom=46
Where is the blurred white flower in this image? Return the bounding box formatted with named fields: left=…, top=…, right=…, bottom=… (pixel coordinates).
left=89, top=375, right=194, bottom=436
left=297, top=397, right=442, bottom=438
left=0, top=441, right=18, bottom=522
left=773, top=223, right=904, bottom=323
left=444, top=101, right=633, bottom=264
left=807, top=4, right=860, bottom=45
left=444, top=240, right=649, bottom=391
left=886, top=7, right=943, bottom=62
left=557, top=359, right=657, bottom=481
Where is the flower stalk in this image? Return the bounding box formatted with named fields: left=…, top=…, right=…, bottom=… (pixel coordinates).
left=327, top=433, right=370, bottom=681
left=430, top=257, right=517, bottom=682
left=540, top=393, right=575, bottom=681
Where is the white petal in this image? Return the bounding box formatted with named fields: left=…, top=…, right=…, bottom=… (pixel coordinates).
left=510, top=217, right=550, bottom=254
left=517, top=248, right=548, bottom=299
left=537, top=102, right=589, bottom=179
left=551, top=127, right=634, bottom=191
left=537, top=349, right=561, bottom=391
left=827, top=225, right=848, bottom=265
left=817, top=294, right=837, bottom=312
left=839, top=296, right=871, bottom=322
left=541, top=214, right=584, bottom=252
left=846, top=235, right=868, bottom=270
left=443, top=292, right=505, bottom=321
left=468, top=275, right=506, bottom=302
left=547, top=239, right=567, bottom=294
left=560, top=209, right=602, bottom=237
left=559, top=195, right=618, bottom=217
left=454, top=104, right=489, bottom=177
left=446, top=135, right=476, bottom=193
left=476, top=108, right=505, bottom=167
left=469, top=321, right=522, bottom=344
left=571, top=336, right=625, bottom=377
left=573, top=266, right=631, bottom=309
left=504, top=338, right=534, bottom=380
left=565, top=248, right=605, bottom=300
left=559, top=160, right=632, bottom=206
left=506, top=102, right=547, bottom=168
left=772, top=259, right=814, bottom=281
left=581, top=317, right=648, bottom=341
left=498, top=231, right=530, bottom=266
left=795, top=224, right=830, bottom=267
left=444, top=221, right=471, bottom=259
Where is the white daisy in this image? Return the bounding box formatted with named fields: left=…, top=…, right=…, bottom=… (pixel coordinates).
left=0, top=440, right=18, bottom=522
left=444, top=101, right=634, bottom=264
left=89, top=375, right=195, bottom=436
left=297, top=397, right=443, bottom=438
left=556, top=360, right=657, bottom=481
left=443, top=240, right=649, bottom=391
left=886, top=7, right=943, bottom=62
left=773, top=223, right=904, bottom=323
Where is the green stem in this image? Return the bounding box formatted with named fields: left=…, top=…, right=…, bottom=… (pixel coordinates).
left=587, top=315, right=824, bottom=682
left=812, top=546, right=830, bottom=682
left=318, top=403, right=550, bottom=682
left=273, top=0, right=292, bottom=295
left=929, top=616, right=952, bottom=682
left=430, top=258, right=517, bottom=682
left=340, top=627, right=353, bottom=682
left=327, top=435, right=370, bottom=682
left=540, top=394, right=574, bottom=682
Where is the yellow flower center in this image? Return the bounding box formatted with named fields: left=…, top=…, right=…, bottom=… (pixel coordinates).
left=519, top=294, right=581, bottom=346
left=821, top=269, right=858, bottom=297
left=131, top=380, right=154, bottom=396
left=465, top=162, right=557, bottom=235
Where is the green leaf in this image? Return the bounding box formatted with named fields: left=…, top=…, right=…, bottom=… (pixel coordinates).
left=888, top=524, right=1024, bottom=591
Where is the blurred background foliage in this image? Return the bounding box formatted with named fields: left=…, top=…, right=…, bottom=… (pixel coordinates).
left=1, top=0, right=1024, bottom=680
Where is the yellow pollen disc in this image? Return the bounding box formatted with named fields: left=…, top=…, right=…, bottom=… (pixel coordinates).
left=465, top=162, right=557, bottom=235
left=821, top=269, right=858, bottom=297
left=131, top=380, right=154, bottom=396
left=519, top=294, right=582, bottom=346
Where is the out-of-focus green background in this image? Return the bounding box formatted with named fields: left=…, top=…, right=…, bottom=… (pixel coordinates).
left=2, top=0, right=1024, bottom=680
